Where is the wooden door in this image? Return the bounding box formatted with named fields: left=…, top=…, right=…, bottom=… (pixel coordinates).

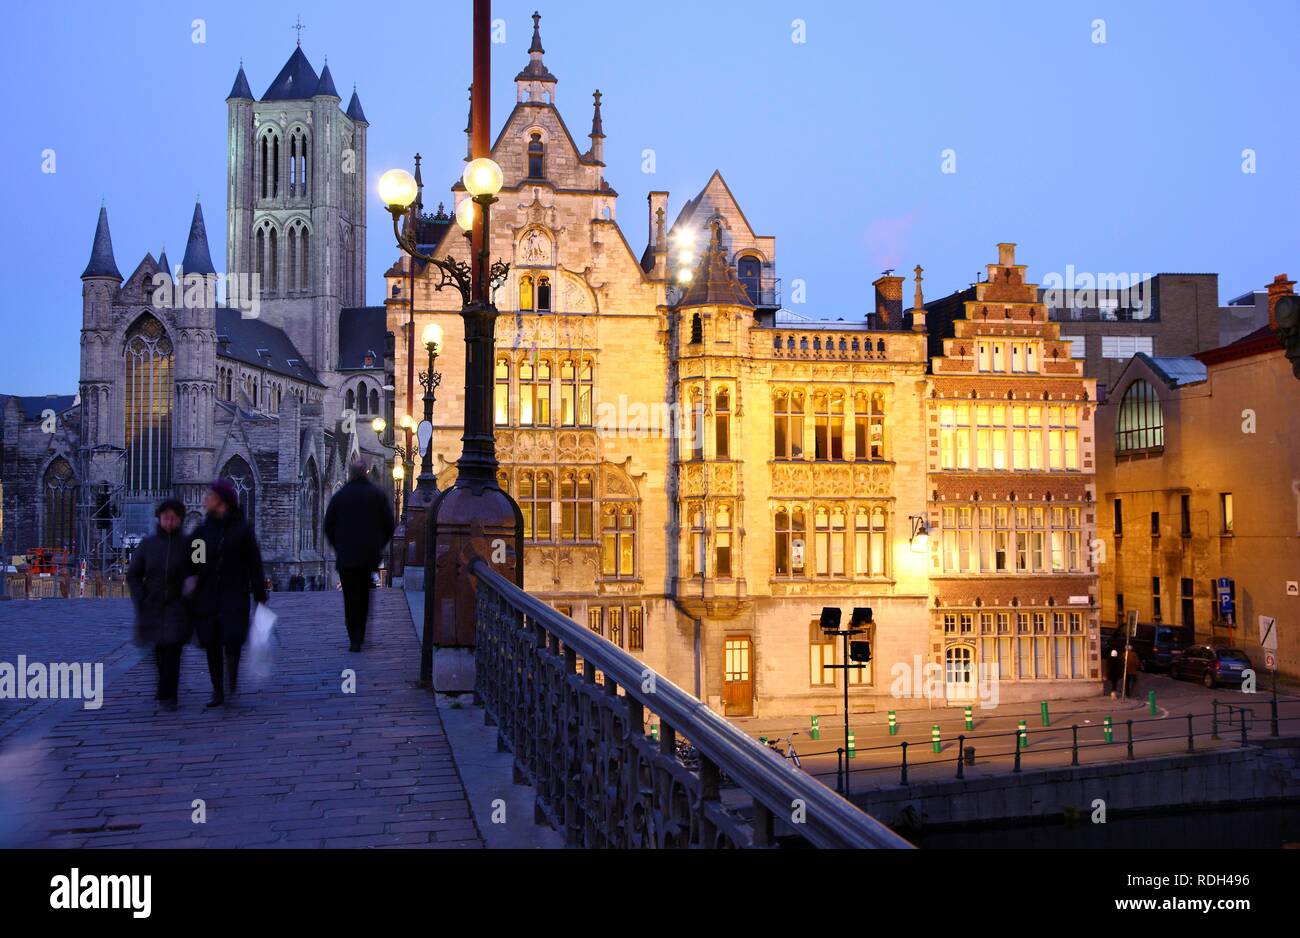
left=723, top=636, right=753, bottom=716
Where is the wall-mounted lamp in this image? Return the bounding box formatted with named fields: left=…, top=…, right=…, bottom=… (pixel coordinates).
left=909, top=515, right=931, bottom=554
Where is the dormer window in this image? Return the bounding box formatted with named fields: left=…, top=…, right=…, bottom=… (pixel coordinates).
left=527, top=133, right=545, bottom=179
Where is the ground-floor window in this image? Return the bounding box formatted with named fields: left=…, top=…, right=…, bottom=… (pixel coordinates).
left=583, top=604, right=644, bottom=651
left=951, top=609, right=1091, bottom=681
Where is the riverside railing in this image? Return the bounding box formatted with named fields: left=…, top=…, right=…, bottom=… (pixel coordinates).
left=469, top=556, right=911, bottom=849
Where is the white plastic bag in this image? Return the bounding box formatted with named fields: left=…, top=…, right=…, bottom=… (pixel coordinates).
left=248, top=603, right=278, bottom=679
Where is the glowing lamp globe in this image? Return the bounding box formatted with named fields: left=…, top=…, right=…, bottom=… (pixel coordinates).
left=462, top=158, right=504, bottom=198
left=399, top=413, right=414, bottom=430
left=422, top=321, right=444, bottom=352
left=677, top=269, right=694, bottom=285
left=371, top=417, right=387, bottom=433
left=378, top=169, right=418, bottom=210
left=455, top=198, right=476, bottom=233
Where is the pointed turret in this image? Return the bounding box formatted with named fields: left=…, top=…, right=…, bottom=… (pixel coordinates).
left=515, top=11, right=557, bottom=101
left=81, top=205, right=122, bottom=281
left=261, top=46, right=319, bottom=101
left=315, top=61, right=339, bottom=99
left=227, top=63, right=253, bottom=101
left=346, top=86, right=368, bottom=124
left=158, top=246, right=172, bottom=278
left=588, top=90, right=605, bottom=163
left=181, top=201, right=217, bottom=276
left=677, top=214, right=753, bottom=308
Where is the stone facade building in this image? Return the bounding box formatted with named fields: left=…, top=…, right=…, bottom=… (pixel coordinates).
left=0, top=45, right=389, bottom=588
left=1095, top=275, right=1300, bottom=680
left=388, top=17, right=1101, bottom=717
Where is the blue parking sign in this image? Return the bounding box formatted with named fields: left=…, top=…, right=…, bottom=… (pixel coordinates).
left=1217, top=577, right=1234, bottom=620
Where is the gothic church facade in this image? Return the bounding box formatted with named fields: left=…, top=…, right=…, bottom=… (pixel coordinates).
left=1, top=45, right=390, bottom=589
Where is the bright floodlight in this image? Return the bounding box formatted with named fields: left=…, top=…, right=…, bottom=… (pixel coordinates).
left=678, top=251, right=695, bottom=266
left=676, top=269, right=694, bottom=285
left=422, top=321, right=444, bottom=351
left=378, top=168, right=419, bottom=210
left=462, top=158, right=504, bottom=198
left=455, top=198, right=476, bottom=232
left=673, top=228, right=696, bottom=248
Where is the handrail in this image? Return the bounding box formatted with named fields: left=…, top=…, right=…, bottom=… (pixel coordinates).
left=469, top=556, right=910, bottom=849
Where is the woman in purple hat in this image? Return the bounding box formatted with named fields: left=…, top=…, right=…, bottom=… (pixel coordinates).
left=186, top=478, right=268, bottom=708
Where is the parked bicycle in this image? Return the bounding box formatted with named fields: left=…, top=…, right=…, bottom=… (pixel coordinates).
left=765, top=731, right=802, bottom=769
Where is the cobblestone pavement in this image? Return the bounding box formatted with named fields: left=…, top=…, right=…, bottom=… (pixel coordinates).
left=0, top=590, right=482, bottom=848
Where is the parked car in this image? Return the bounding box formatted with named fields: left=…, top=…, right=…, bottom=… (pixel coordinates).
left=1100, top=623, right=1192, bottom=672
left=1170, top=645, right=1254, bottom=688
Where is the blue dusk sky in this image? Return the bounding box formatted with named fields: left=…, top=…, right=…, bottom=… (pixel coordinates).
left=1, top=0, right=1297, bottom=394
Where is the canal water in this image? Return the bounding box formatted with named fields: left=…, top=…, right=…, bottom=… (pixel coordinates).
left=900, top=799, right=1300, bottom=849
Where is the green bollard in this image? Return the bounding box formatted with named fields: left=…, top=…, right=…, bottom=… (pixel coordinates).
left=1147, top=690, right=1157, bottom=716
left=888, top=710, right=898, bottom=736
left=1103, top=715, right=1114, bottom=743
left=810, top=715, right=820, bottom=741
left=931, top=724, right=941, bottom=753
left=847, top=730, right=856, bottom=760
left=1018, top=719, right=1029, bottom=749
left=1041, top=701, right=1051, bottom=727
left=964, top=705, right=973, bottom=731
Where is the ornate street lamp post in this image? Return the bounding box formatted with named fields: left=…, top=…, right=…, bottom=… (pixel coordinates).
left=378, top=1, right=523, bottom=691
left=414, top=321, right=443, bottom=498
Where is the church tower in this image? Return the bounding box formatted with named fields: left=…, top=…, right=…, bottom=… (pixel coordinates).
left=225, top=42, right=368, bottom=378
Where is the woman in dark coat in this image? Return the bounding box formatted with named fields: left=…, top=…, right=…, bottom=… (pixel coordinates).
left=186, top=480, right=268, bottom=708
left=126, top=498, right=193, bottom=711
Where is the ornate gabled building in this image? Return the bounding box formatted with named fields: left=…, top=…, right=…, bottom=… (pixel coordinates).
left=925, top=244, right=1101, bottom=699
left=390, top=16, right=1101, bottom=717
left=0, top=44, right=390, bottom=588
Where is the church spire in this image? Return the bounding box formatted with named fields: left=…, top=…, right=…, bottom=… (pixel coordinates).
left=158, top=245, right=172, bottom=279
left=587, top=90, right=605, bottom=163
left=181, top=200, right=217, bottom=276
left=81, top=205, right=123, bottom=281
left=515, top=11, right=557, bottom=102
left=227, top=61, right=253, bottom=101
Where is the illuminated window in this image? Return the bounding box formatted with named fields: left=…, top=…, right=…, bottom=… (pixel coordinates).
left=810, top=620, right=835, bottom=686
left=494, top=357, right=510, bottom=426
left=559, top=359, right=575, bottom=426
left=714, top=388, right=730, bottom=459
left=519, top=275, right=534, bottom=312
left=559, top=470, right=594, bottom=541
left=688, top=504, right=706, bottom=577
left=715, top=504, right=732, bottom=577
left=1115, top=380, right=1163, bottom=452
left=601, top=504, right=636, bottom=578
left=774, top=390, right=805, bottom=460
left=814, top=505, right=846, bottom=576
left=519, top=357, right=551, bottom=427
left=519, top=471, right=552, bottom=541
left=854, top=506, right=887, bottom=576
left=124, top=315, right=173, bottom=493
left=775, top=507, right=807, bottom=577
left=939, top=403, right=971, bottom=469
left=628, top=607, right=644, bottom=651
left=813, top=390, right=845, bottom=461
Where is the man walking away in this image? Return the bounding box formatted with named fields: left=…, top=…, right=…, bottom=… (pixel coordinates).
left=127, top=498, right=193, bottom=710
left=1105, top=647, right=1123, bottom=699
left=324, top=459, right=395, bottom=652
left=1124, top=644, right=1142, bottom=697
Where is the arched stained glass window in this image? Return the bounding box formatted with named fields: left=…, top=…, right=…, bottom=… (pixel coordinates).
left=43, top=457, right=77, bottom=549
left=124, top=315, right=173, bottom=494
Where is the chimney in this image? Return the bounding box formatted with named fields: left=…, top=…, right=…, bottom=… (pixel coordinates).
left=998, top=243, right=1017, bottom=267
left=872, top=272, right=905, bottom=328
left=1267, top=273, right=1295, bottom=330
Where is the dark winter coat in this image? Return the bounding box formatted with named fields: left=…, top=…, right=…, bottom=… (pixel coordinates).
left=324, top=477, right=395, bottom=572
left=187, top=505, right=268, bottom=648
left=126, top=525, right=193, bottom=646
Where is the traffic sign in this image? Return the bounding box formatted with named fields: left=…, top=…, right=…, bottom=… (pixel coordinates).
left=1259, top=615, right=1278, bottom=652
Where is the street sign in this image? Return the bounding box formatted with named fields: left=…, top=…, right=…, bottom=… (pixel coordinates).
left=1217, top=577, right=1234, bottom=622
left=1287, top=581, right=1299, bottom=597
left=1259, top=615, right=1278, bottom=652
left=1265, top=652, right=1277, bottom=670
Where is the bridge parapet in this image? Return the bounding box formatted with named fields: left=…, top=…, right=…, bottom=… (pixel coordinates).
left=469, top=556, right=912, bottom=849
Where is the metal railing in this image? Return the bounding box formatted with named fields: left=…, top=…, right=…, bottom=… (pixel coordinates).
left=470, top=556, right=910, bottom=849
left=799, top=697, right=1300, bottom=793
